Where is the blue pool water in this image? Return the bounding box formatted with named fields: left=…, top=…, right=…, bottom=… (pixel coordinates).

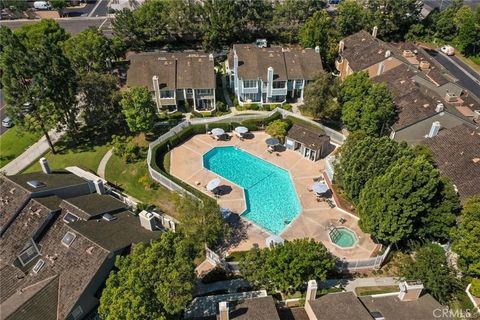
left=203, top=146, right=301, bottom=234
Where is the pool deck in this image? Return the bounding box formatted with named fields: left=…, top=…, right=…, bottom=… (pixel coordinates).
left=169, top=131, right=380, bottom=261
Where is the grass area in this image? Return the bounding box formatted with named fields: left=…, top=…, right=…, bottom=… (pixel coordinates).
left=23, top=144, right=110, bottom=174
left=354, top=285, right=399, bottom=296
left=0, top=126, right=42, bottom=168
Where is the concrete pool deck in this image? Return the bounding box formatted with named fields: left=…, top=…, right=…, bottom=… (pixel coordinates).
left=169, top=131, right=380, bottom=260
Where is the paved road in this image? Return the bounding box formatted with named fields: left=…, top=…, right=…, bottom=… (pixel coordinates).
left=89, top=0, right=110, bottom=17
left=63, top=2, right=98, bottom=17
left=0, top=17, right=112, bottom=36
left=427, top=49, right=480, bottom=98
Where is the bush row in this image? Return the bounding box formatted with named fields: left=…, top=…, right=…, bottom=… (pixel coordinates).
left=285, top=115, right=325, bottom=135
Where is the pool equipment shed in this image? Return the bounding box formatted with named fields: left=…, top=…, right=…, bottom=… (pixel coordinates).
left=285, top=124, right=330, bottom=161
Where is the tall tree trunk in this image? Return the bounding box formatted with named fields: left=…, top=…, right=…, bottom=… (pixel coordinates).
left=40, top=122, right=56, bottom=154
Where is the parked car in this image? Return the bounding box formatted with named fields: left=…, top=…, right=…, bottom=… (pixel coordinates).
left=2, top=116, right=12, bottom=128
left=33, top=1, right=52, bottom=10
left=440, top=45, right=455, bottom=56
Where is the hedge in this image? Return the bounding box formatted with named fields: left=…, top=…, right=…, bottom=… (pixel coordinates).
left=285, top=115, right=325, bottom=135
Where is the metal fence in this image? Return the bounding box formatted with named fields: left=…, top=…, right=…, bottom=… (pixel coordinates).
left=336, top=244, right=392, bottom=272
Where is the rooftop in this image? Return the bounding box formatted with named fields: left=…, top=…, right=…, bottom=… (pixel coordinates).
left=423, top=124, right=480, bottom=201
left=60, top=193, right=127, bottom=220
left=307, top=292, right=373, bottom=320
left=287, top=124, right=329, bottom=150
left=5, top=171, right=88, bottom=194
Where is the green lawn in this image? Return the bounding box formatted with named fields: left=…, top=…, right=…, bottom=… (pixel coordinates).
left=23, top=144, right=110, bottom=174
left=105, top=153, right=179, bottom=219
left=354, top=285, right=399, bottom=296
left=0, top=127, right=42, bottom=168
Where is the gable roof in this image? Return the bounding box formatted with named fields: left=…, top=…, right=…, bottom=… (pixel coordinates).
left=423, top=124, right=480, bottom=201
left=287, top=124, right=329, bottom=150
left=307, top=292, right=373, bottom=320
left=60, top=193, right=127, bottom=220
left=229, top=296, right=281, bottom=320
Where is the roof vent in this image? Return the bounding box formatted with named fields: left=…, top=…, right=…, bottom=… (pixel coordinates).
left=402, top=50, right=414, bottom=57
left=27, top=180, right=46, bottom=189
left=435, top=103, right=444, bottom=113
left=419, top=61, right=430, bottom=70
left=385, top=50, right=391, bottom=58
left=102, top=213, right=117, bottom=222
left=445, top=92, right=458, bottom=102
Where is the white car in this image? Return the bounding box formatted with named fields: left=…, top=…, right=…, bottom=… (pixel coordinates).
left=440, top=45, right=455, bottom=56
left=2, top=116, right=12, bottom=128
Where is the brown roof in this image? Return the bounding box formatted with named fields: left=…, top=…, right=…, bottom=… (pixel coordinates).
left=307, top=292, right=373, bottom=320
left=229, top=44, right=322, bottom=81
left=287, top=124, right=329, bottom=150
left=423, top=124, right=480, bottom=201
left=4, top=171, right=88, bottom=194
left=59, top=193, right=127, bottom=220
left=127, top=51, right=215, bottom=91
left=229, top=296, right=281, bottom=320
left=360, top=293, right=451, bottom=320
left=277, top=307, right=309, bottom=320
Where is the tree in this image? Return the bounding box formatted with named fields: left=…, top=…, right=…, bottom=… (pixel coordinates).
left=301, top=72, right=340, bottom=121
left=358, top=156, right=459, bottom=243
left=98, top=232, right=196, bottom=320
left=365, top=0, right=422, bottom=41
left=63, top=27, right=118, bottom=74
left=0, top=21, right=78, bottom=153
left=451, top=196, right=480, bottom=277
left=78, top=72, right=122, bottom=131
left=236, top=0, right=272, bottom=40
left=334, top=134, right=411, bottom=203
left=336, top=0, right=366, bottom=37
left=239, top=238, right=335, bottom=293
left=176, top=196, right=228, bottom=251
left=265, top=119, right=290, bottom=142
left=471, top=279, right=480, bottom=297
left=455, top=6, right=480, bottom=56
left=112, top=8, right=144, bottom=49
left=119, top=87, right=157, bottom=133
left=50, top=0, right=68, bottom=16
left=340, top=72, right=395, bottom=136
left=299, top=10, right=339, bottom=66
left=397, top=243, right=459, bottom=304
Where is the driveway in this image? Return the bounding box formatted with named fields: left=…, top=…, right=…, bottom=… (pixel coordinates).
left=426, top=48, right=480, bottom=98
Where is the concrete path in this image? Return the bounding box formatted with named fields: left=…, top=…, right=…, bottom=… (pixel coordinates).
left=1, top=128, right=65, bottom=175
left=97, top=148, right=113, bottom=178
left=320, top=277, right=399, bottom=292
left=221, top=75, right=233, bottom=108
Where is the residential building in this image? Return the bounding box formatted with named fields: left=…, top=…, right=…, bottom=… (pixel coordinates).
left=227, top=43, right=323, bottom=106
left=127, top=51, right=216, bottom=113
left=199, top=280, right=450, bottom=320
left=423, top=124, right=480, bottom=202
left=285, top=124, right=332, bottom=161
left=0, top=160, right=161, bottom=320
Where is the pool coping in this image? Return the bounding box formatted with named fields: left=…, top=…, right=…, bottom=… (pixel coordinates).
left=201, top=145, right=302, bottom=236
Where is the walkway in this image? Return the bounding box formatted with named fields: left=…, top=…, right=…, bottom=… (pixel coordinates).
left=1, top=128, right=65, bottom=175
left=97, top=148, right=113, bottom=178
left=320, top=277, right=399, bottom=292
left=194, top=279, right=251, bottom=297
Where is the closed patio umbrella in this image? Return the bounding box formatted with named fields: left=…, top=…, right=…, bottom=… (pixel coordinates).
left=265, top=137, right=280, bottom=146
left=211, top=128, right=225, bottom=136
left=312, top=182, right=329, bottom=194
left=266, top=235, right=284, bottom=247
left=235, top=126, right=249, bottom=135
left=206, top=178, right=221, bottom=191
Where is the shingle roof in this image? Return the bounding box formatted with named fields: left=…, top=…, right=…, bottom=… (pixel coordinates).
left=5, top=171, right=88, bottom=194
left=229, top=296, right=281, bottom=320
left=60, top=193, right=127, bottom=220
left=287, top=124, right=329, bottom=150
left=229, top=44, right=323, bottom=82
left=360, top=293, right=451, bottom=320
left=423, top=124, right=480, bottom=201
left=127, top=51, right=215, bottom=90
left=307, top=292, right=373, bottom=320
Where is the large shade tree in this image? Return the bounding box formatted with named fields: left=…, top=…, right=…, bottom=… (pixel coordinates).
left=119, top=87, right=157, bottom=133
left=239, top=238, right=336, bottom=294
left=0, top=21, right=77, bottom=153
left=336, top=0, right=366, bottom=37
left=98, top=233, right=196, bottom=320
left=302, top=72, right=340, bottom=121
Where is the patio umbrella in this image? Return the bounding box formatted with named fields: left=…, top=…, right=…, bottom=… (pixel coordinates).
left=266, top=235, right=284, bottom=247
left=312, top=182, right=329, bottom=194
left=234, top=126, right=249, bottom=135
left=206, top=178, right=221, bottom=191
left=220, top=208, right=231, bottom=219
left=265, top=137, right=280, bottom=146
left=211, top=128, right=225, bottom=136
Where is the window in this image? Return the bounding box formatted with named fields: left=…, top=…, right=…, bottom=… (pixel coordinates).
left=63, top=212, right=79, bottom=224
left=32, top=259, right=45, bottom=273
left=67, top=306, right=83, bottom=320
left=18, top=241, right=40, bottom=266
left=196, top=89, right=213, bottom=95
left=61, top=232, right=76, bottom=248
left=272, top=81, right=286, bottom=89
left=160, top=90, right=174, bottom=98
left=243, top=80, right=257, bottom=88
left=186, top=88, right=193, bottom=94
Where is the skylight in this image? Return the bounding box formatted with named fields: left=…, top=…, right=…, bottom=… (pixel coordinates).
left=32, top=259, right=45, bottom=273
left=18, top=241, right=40, bottom=266
left=63, top=212, right=79, bottom=224
left=102, top=213, right=116, bottom=222
left=27, top=180, right=46, bottom=189
left=61, top=232, right=76, bottom=247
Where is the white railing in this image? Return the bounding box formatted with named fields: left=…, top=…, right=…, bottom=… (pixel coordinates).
left=336, top=244, right=392, bottom=271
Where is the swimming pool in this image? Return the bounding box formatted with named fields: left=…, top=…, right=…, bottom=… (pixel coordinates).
left=329, top=227, right=358, bottom=248
left=203, top=146, right=301, bottom=235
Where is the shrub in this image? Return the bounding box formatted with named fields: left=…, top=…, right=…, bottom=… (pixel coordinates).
left=471, top=279, right=480, bottom=297
left=124, top=143, right=146, bottom=163
left=282, top=103, right=293, bottom=111
left=216, top=101, right=228, bottom=112
left=265, top=119, right=290, bottom=142
left=201, top=267, right=232, bottom=284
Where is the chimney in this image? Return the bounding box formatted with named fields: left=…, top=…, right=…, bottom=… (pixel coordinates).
left=233, top=50, right=239, bottom=90
left=372, top=26, right=378, bottom=38
left=435, top=103, right=444, bottom=113
left=339, top=40, right=345, bottom=53
left=398, top=281, right=424, bottom=301
left=315, top=46, right=320, bottom=54
left=219, top=301, right=229, bottom=320
left=305, top=280, right=318, bottom=302
left=152, top=75, right=161, bottom=111
left=94, top=179, right=105, bottom=195
left=39, top=157, right=51, bottom=174
left=139, top=210, right=155, bottom=231
left=209, top=53, right=214, bottom=61
left=473, top=110, right=480, bottom=122
left=428, top=121, right=441, bottom=138
left=384, top=50, right=391, bottom=58
left=267, top=67, right=274, bottom=98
